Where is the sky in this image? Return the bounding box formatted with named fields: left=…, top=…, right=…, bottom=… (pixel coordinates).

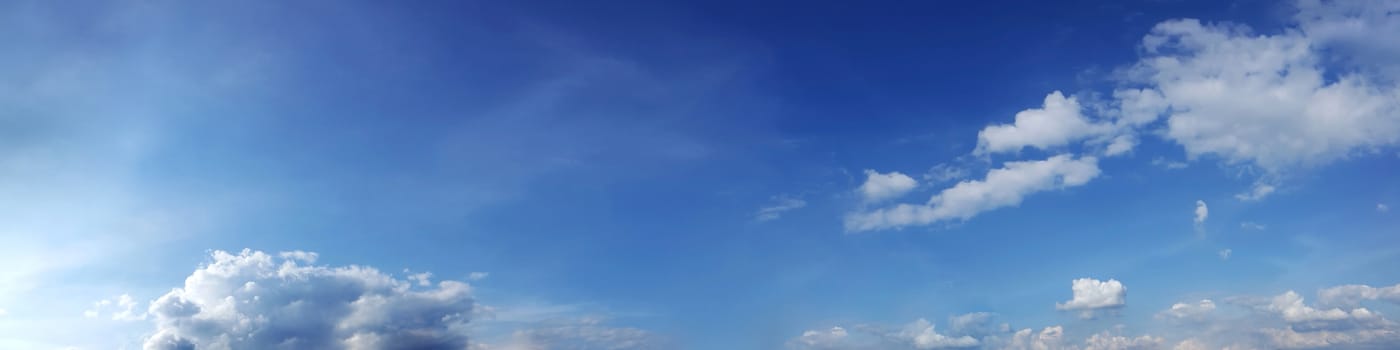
left=1, top=0, right=1399, bottom=349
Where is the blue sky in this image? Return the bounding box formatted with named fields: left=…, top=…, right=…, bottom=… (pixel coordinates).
left=1, top=0, right=1399, bottom=349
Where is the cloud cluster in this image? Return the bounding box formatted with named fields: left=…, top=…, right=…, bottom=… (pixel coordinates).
left=847, top=0, right=1400, bottom=231
left=142, top=249, right=477, bottom=350
left=846, top=155, right=1099, bottom=231
left=791, top=281, right=1400, bottom=350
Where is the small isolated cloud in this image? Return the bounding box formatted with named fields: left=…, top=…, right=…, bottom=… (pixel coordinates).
left=1240, top=222, right=1266, bottom=231
left=1158, top=299, right=1217, bottom=320
left=789, top=326, right=848, bottom=349
left=860, top=170, right=919, bottom=203
left=1218, top=249, right=1232, bottom=260
left=1380, top=203, right=1391, bottom=213
left=974, top=91, right=1112, bottom=155
left=469, top=272, right=490, bottom=281
left=1235, top=182, right=1277, bottom=201
left=845, top=155, right=1099, bottom=232
left=1150, top=158, right=1189, bottom=170
left=1193, top=200, right=1209, bottom=225
left=142, top=249, right=476, bottom=350
left=757, top=196, right=808, bottom=222
left=1056, top=278, right=1127, bottom=318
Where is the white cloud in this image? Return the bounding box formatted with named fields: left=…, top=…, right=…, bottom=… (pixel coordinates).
left=845, top=155, right=1099, bottom=232
left=1150, top=158, right=1188, bottom=170
left=997, top=326, right=1067, bottom=350
left=1193, top=201, right=1208, bottom=225
left=1239, top=222, right=1266, bottom=231
left=890, top=319, right=979, bottom=349
left=83, top=294, right=146, bottom=321
left=789, top=326, right=848, bottom=349
left=1083, top=331, right=1164, bottom=350
left=1318, top=283, right=1400, bottom=307
left=1218, top=249, right=1232, bottom=260
left=469, top=272, right=491, bottom=281
left=975, top=91, right=1113, bottom=155
left=142, top=249, right=476, bottom=350
left=1057, top=278, right=1127, bottom=316
left=483, top=317, right=659, bottom=350
left=757, top=196, right=809, bottom=222
left=788, top=318, right=979, bottom=350
left=1234, top=182, right=1276, bottom=201
left=1247, top=290, right=1384, bottom=324
left=923, top=163, right=969, bottom=184
left=860, top=170, right=919, bottom=203
left=1128, top=18, right=1400, bottom=171
left=1158, top=299, right=1217, bottom=320
left=1380, top=203, right=1391, bottom=213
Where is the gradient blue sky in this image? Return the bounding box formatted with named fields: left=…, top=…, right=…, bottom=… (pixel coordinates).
left=2, top=0, right=1399, bottom=349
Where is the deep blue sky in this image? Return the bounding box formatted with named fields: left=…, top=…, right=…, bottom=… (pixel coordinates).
left=1, top=0, right=1398, bottom=349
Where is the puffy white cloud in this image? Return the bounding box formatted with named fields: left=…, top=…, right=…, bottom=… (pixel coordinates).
left=1245, top=290, right=1384, bottom=325
left=859, top=170, right=919, bottom=203
left=997, top=325, right=1068, bottom=350
left=142, top=249, right=476, bottom=350
left=948, top=312, right=994, bottom=335
left=1218, top=249, right=1232, bottom=261
left=1193, top=201, right=1208, bottom=225
left=1129, top=17, right=1400, bottom=171
left=891, top=319, right=979, bottom=349
left=1158, top=300, right=1217, bottom=320
left=845, top=155, right=1099, bottom=231
left=1082, top=332, right=1164, bottom=350
left=757, top=196, right=809, bottom=222
left=787, top=319, right=978, bottom=350
left=1318, top=283, right=1400, bottom=307
left=1057, top=278, right=1127, bottom=316
left=975, top=92, right=1114, bottom=155
left=788, top=327, right=848, bottom=349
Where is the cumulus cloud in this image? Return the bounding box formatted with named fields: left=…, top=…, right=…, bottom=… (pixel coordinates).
left=845, top=155, right=1099, bottom=231
left=975, top=92, right=1113, bottom=155
left=1129, top=16, right=1400, bottom=172
left=1158, top=299, right=1217, bottom=320
left=795, top=280, right=1400, bottom=350
left=788, top=326, right=848, bottom=349
left=142, top=249, right=476, bottom=350
left=1082, top=331, right=1164, bottom=350
left=757, top=196, right=809, bottom=222
left=859, top=170, right=919, bottom=203
left=1057, top=278, right=1127, bottom=318
left=1318, top=283, right=1400, bottom=307
left=787, top=318, right=978, bottom=350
